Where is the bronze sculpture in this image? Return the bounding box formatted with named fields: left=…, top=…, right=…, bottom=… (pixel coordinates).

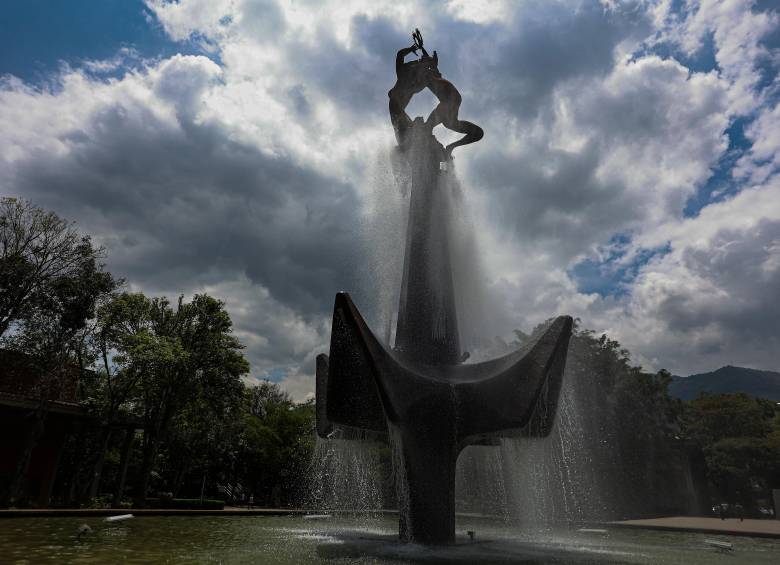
left=389, top=29, right=483, bottom=158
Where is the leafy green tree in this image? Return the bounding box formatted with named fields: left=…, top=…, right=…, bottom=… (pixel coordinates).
left=0, top=198, right=111, bottom=338
left=0, top=199, right=118, bottom=504
left=130, top=293, right=249, bottom=504
left=684, top=393, right=772, bottom=445
left=545, top=322, right=690, bottom=519
left=78, top=293, right=165, bottom=502
left=234, top=382, right=315, bottom=506
left=683, top=393, right=780, bottom=508
left=157, top=389, right=245, bottom=499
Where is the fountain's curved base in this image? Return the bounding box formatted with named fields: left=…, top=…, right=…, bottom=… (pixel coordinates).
left=316, top=292, right=572, bottom=544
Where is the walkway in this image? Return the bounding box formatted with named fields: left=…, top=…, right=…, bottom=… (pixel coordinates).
left=0, top=507, right=306, bottom=518
left=610, top=516, right=780, bottom=539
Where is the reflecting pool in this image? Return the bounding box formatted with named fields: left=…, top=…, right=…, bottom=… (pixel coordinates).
left=0, top=515, right=778, bottom=564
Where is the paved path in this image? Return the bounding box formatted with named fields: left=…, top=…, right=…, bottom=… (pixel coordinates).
left=0, top=507, right=307, bottom=518
left=610, top=516, right=780, bottom=538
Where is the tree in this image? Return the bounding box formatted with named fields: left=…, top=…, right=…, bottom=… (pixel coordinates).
left=128, top=293, right=249, bottom=504
left=247, top=380, right=291, bottom=419
left=157, top=388, right=245, bottom=499
left=0, top=198, right=109, bottom=338
left=234, top=382, right=315, bottom=506
left=684, top=393, right=772, bottom=446
left=77, top=293, right=159, bottom=503
left=683, top=393, right=780, bottom=509
left=0, top=199, right=118, bottom=504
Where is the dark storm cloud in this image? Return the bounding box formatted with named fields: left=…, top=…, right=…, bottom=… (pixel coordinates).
left=470, top=140, right=638, bottom=262
left=7, top=57, right=362, bottom=336
left=281, top=16, right=406, bottom=122
left=279, top=1, right=652, bottom=128
left=658, top=219, right=780, bottom=343
left=457, top=1, right=653, bottom=119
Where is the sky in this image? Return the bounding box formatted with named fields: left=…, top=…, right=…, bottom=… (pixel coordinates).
left=1, top=0, right=779, bottom=401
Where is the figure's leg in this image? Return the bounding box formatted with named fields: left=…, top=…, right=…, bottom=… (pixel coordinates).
left=432, top=96, right=484, bottom=157
left=442, top=118, right=483, bottom=157
left=425, top=104, right=445, bottom=132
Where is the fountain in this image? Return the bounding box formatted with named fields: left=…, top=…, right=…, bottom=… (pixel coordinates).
left=315, top=30, right=573, bottom=545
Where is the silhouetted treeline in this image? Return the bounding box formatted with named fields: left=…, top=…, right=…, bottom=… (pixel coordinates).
left=0, top=198, right=313, bottom=508
left=2, top=198, right=777, bottom=515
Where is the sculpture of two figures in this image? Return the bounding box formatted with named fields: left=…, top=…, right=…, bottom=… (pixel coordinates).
left=388, top=29, right=483, bottom=158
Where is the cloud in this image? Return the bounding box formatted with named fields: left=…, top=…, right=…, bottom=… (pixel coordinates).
left=593, top=179, right=780, bottom=373
left=1, top=0, right=779, bottom=400
left=0, top=53, right=357, bottom=374
left=652, top=0, right=780, bottom=114
left=144, top=0, right=236, bottom=44
left=735, top=101, right=780, bottom=184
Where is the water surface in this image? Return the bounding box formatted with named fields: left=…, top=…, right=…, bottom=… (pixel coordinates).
left=0, top=515, right=777, bottom=564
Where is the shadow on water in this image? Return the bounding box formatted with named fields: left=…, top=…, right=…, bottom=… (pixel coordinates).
left=315, top=535, right=631, bottom=564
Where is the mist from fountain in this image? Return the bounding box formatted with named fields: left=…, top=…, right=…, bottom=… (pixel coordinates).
left=305, top=437, right=386, bottom=517
left=309, top=145, right=609, bottom=529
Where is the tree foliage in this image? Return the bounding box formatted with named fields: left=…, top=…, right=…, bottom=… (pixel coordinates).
left=557, top=323, right=690, bottom=519
left=683, top=393, right=780, bottom=507
left=0, top=197, right=114, bottom=338
left=0, top=198, right=118, bottom=505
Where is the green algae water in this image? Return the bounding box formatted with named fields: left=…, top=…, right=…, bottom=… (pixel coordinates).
left=0, top=515, right=778, bottom=564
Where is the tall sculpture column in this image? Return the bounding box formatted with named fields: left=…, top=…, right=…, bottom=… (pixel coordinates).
left=395, top=119, right=460, bottom=366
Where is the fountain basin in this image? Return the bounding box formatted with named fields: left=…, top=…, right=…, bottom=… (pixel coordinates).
left=1, top=515, right=778, bottom=564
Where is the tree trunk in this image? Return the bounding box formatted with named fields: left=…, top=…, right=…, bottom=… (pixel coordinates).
left=134, top=424, right=166, bottom=506
left=86, top=428, right=113, bottom=501
left=135, top=397, right=175, bottom=506
left=112, top=427, right=135, bottom=508
left=66, top=472, right=79, bottom=506
left=134, top=430, right=155, bottom=506
left=63, top=427, right=88, bottom=506
left=172, top=463, right=187, bottom=498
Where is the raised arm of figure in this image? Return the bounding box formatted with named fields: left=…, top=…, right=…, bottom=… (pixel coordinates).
left=396, top=46, right=418, bottom=74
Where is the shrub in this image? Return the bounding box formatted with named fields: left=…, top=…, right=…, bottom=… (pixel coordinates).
left=142, top=498, right=225, bottom=510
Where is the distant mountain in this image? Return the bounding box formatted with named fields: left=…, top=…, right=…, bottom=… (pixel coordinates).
left=669, top=366, right=780, bottom=401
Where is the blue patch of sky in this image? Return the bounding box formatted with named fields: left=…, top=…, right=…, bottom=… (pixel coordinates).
left=683, top=117, right=754, bottom=218
left=255, top=367, right=289, bottom=383
left=570, top=235, right=672, bottom=298
left=628, top=0, right=780, bottom=217
left=629, top=0, right=718, bottom=74
left=575, top=115, right=754, bottom=295
left=677, top=10, right=780, bottom=216
left=572, top=0, right=780, bottom=298
left=635, top=31, right=720, bottom=75
left=0, top=0, right=206, bottom=85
